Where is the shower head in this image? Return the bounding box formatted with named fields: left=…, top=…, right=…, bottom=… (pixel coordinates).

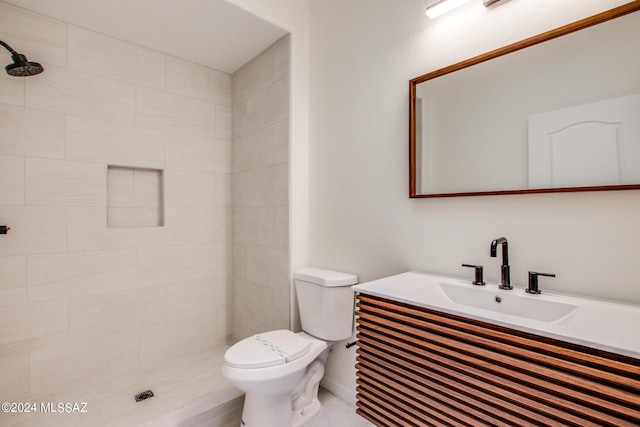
left=0, top=40, right=44, bottom=77
left=6, top=53, right=44, bottom=76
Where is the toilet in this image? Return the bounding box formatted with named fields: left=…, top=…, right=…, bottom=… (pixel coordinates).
left=223, top=267, right=358, bottom=427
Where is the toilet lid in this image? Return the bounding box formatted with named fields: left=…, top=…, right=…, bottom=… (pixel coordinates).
left=225, top=330, right=311, bottom=369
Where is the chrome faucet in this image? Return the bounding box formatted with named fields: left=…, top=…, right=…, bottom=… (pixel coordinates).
left=490, top=237, right=512, bottom=289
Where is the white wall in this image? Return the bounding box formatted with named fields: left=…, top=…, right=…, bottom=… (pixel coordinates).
left=308, top=0, right=640, bottom=404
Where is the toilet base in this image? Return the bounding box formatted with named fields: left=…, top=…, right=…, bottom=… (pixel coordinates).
left=291, top=397, right=321, bottom=427
left=240, top=393, right=292, bottom=427
left=236, top=346, right=331, bottom=427
left=238, top=389, right=323, bottom=427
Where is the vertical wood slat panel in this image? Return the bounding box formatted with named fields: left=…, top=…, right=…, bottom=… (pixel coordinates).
left=355, top=294, right=640, bottom=427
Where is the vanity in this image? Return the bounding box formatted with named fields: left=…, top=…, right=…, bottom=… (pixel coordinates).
left=377, top=0, right=640, bottom=423
left=352, top=272, right=640, bottom=426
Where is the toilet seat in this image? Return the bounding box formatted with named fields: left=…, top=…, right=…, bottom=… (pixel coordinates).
left=224, top=329, right=311, bottom=369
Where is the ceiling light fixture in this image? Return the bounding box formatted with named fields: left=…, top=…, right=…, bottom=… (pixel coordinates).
left=426, top=0, right=472, bottom=19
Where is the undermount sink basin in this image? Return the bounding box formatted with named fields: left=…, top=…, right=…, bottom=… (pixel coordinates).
left=438, top=282, right=577, bottom=323
left=352, top=271, right=640, bottom=359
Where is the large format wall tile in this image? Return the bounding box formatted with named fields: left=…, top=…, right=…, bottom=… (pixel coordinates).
left=0, top=155, right=24, bottom=205
left=244, top=163, right=288, bottom=207
left=233, top=277, right=274, bottom=334
left=271, top=285, right=290, bottom=330
left=67, top=116, right=165, bottom=169
left=68, top=26, right=165, bottom=90
left=136, top=87, right=217, bottom=137
left=272, top=119, right=289, bottom=164
left=216, top=173, right=232, bottom=207
left=0, top=74, right=24, bottom=106
left=245, top=245, right=288, bottom=289
left=0, top=206, right=66, bottom=255
left=26, top=64, right=136, bottom=124
left=25, top=158, right=106, bottom=206
left=216, top=105, right=233, bottom=140
left=232, top=35, right=289, bottom=105
left=232, top=48, right=274, bottom=106
left=27, top=249, right=137, bottom=287
left=0, top=354, right=30, bottom=401
left=30, top=331, right=139, bottom=397
left=66, top=207, right=165, bottom=251
left=166, top=277, right=229, bottom=324
left=246, top=77, right=289, bottom=133
left=233, top=207, right=273, bottom=247
left=232, top=99, right=247, bottom=139
left=271, top=36, right=290, bottom=84
left=107, top=207, right=163, bottom=228
left=68, top=287, right=167, bottom=338
left=0, top=299, right=68, bottom=347
left=273, top=206, right=289, bottom=249
left=0, top=288, right=26, bottom=307
left=0, top=255, right=27, bottom=307
left=0, top=104, right=65, bottom=159
left=164, top=207, right=230, bottom=246
left=166, top=56, right=231, bottom=106
left=0, top=255, right=27, bottom=292
left=29, top=265, right=138, bottom=303
left=0, top=2, right=67, bottom=67
left=139, top=317, right=220, bottom=366
left=27, top=249, right=138, bottom=301
left=138, top=243, right=224, bottom=287
left=233, top=127, right=273, bottom=173
left=164, top=170, right=216, bottom=208
left=231, top=36, right=289, bottom=341
left=232, top=119, right=288, bottom=174
left=165, top=132, right=231, bottom=174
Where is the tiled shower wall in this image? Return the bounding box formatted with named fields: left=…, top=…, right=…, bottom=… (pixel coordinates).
left=0, top=1, right=233, bottom=402
left=231, top=36, right=290, bottom=340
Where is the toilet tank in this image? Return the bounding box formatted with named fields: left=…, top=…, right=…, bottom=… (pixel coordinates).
left=294, top=267, right=358, bottom=341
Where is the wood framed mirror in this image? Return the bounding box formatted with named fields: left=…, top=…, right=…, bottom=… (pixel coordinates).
left=410, top=1, right=640, bottom=198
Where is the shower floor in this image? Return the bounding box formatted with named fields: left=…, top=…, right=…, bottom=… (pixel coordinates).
left=2, top=345, right=243, bottom=427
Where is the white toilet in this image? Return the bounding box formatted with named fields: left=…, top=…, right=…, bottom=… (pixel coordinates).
left=223, top=267, right=358, bottom=427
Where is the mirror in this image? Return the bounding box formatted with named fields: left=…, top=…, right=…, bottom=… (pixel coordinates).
left=410, top=1, right=640, bottom=197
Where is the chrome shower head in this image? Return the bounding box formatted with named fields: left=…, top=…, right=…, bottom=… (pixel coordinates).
left=1, top=40, right=44, bottom=77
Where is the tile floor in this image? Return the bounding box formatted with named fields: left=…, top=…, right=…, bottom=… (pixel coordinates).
left=308, top=388, right=376, bottom=427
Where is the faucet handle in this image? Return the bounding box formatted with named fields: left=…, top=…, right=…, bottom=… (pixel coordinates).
left=462, top=264, right=486, bottom=286
left=527, top=271, right=555, bottom=294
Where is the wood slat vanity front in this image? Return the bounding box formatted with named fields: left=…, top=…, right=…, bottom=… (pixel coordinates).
left=355, top=293, right=640, bottom=426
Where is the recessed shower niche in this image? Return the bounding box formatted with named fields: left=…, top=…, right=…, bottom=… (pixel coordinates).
left=107, top=166, right=164, bottom=227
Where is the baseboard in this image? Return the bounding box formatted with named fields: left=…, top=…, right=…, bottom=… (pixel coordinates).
left=320, top=376, right=356, bottom=407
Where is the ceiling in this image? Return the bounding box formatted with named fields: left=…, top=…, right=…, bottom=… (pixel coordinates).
left=4, top=0, right=288, bottom=73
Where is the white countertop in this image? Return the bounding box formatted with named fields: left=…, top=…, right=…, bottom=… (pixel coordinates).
left=353, top=271, right=640, bottom=359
